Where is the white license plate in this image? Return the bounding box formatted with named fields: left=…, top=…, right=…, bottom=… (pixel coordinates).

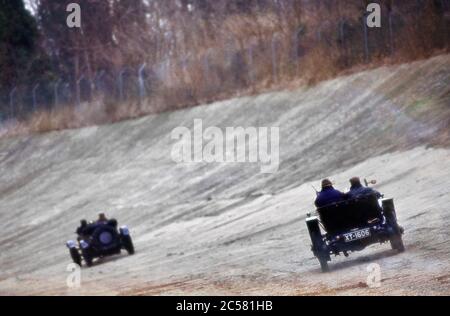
left=344, top=228, right=371, bottom=242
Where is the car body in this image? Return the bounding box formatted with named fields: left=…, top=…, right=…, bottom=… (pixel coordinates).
left=306, top=194, right=404, bottom=272
left=66, top=219, right=135, bottom=267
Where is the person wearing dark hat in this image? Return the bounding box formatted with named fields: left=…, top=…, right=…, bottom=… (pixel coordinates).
left=347, top=177, right=404, bottom=233
left=314, top=179, right=346, bottom=208
left=76, top=219, right=88, bottom=238
left=97, top=213, right=109, bottom=224
left=347, top=177, right=382, bottom=199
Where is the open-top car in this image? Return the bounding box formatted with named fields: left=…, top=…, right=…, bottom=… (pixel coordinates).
left=66, top=219, right=135, bottom=267
left=306, top=193, right=404, bottom=272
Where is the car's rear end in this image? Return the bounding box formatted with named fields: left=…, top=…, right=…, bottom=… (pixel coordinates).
left=306, top=194, right=404, bottom=272
left=66, top=222, right=135, bottom=267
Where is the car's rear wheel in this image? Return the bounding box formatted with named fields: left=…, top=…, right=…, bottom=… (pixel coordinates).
left=383, top=199, right=405, bottom=253
left=122, top=235, right=135, bottom=255
left=307, top=217, right=330, bottom=272
left=69, top=248, right=82, bottom=266
left=383, top=199, right=404, bottom=233
left=390, top=234, right=405, bottom=252
left=318, top=255, right=329, bottom=272
left=82, top=249, right=93, bottom=267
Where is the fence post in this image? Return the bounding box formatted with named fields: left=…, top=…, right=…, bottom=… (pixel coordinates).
left=339, top=19, right=347, bottom=49
left=440, top=0, right=449, bottom=48
left=388, top=11, right=394, bottom=55
left=165, top=59, right=173, bottom=86
left=363, top=13, right=370, bottom=63
left=54, top=79, right=62, bottom=109
left=94, top=71, right=105, bottom=92
left=63, top=82, right=70, bottom=105
left=76, top=75, right=85, bottom=106
left=247, top=45, right=254, bottom=84
left=118, top=69, right=126, bottom=101
left=138, top=62, right=147, bottom=102
left=293, top=27, right=304, bottom=76
left=317, top=27, right=322, bottom=43
left=338, top=19, right=348, bottom=65
left=32, top=83, right=40, bottom=112
left=202, top=52, right=211, bottom=84
left=180, top=56, right=189, bottom=84
left=9, top=87, right=17, bottom=120
left=271, top=33, right=281, bottom=82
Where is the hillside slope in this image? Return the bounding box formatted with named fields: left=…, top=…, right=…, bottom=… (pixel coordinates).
left=0, top=55, right=449, bottom=295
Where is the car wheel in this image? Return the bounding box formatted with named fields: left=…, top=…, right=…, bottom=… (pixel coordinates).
left=318, top=255, right=329, bottom=272
left=69, top=248, right=82, bottom=266
left=307, top=217, right=330, bottom=272
left=82, top=249, right=93, bottom=267
left=383, top=199, right=404, bottom=234
left=122, top=235, right=135, bottom=255
left=390, top=234, right=405, bottom=252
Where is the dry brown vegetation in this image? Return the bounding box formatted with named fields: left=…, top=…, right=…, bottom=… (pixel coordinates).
left=1, top=0, right=449, bottom=138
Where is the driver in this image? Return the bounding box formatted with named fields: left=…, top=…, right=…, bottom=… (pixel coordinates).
left=76, top=219, right=88, bottom=238
left=97, top=213, right=108, bottom=224
left=76, top=214, right=117, bottom=239
left=96, top=213, right=118, bottom=227
left=76, top=214, right=108, bottom=236
left=347, top=177, right=382, bottom=199
left=348, top=177, right=404, bottom=233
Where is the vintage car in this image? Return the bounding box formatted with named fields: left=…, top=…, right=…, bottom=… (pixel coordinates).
left=306, top=193, right=404, bottom=272
left=66, top=219, right=135, bottom=267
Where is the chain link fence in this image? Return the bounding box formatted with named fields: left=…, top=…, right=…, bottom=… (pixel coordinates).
left=0, top=1, right=449, bottom=125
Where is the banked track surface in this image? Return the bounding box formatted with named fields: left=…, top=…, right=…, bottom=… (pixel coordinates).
left=0, top=55, right=449, bottom=295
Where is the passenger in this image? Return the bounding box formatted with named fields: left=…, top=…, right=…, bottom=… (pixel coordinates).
left=347, top=177, right=382, bottom=199
left=315, top=179, right=346, bottom=208
left=76, top=214, right=112, bottom=240
left=76, top=219, right=88, bottom=236
left=97, top=213, right=108, bottom=224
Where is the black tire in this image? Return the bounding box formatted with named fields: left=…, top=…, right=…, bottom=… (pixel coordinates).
left=318, top=256, right=329, bottom=272
left=390, top=234, right=405, bottom=252
left=122, top=235, right=135, bottom=255
left=82, top=249, right=93, bottom=267
left=69, top=248, right=82, bottom=266
left=383, top=199, right=402, bottom=233
left=383, top=199, right=405, bottom=252
left=307, top=218, right=330, bottom=272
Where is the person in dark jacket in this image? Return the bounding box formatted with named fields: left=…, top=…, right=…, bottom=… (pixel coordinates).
left=76, top=219, right=89, bottom=240
left=347, top=177, right=382, bottom=199
left=76, top=219, right=88, bottom=233
left=97, top=213, right=108, bottom=224
left=76, top=214, right=108, bottom=236
left=315, top=179, right=346, bottom=208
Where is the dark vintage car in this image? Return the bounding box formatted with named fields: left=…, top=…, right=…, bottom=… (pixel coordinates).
left=306, top=193, right=404, bottom=272
left=66, top=219, right=135, bottom=267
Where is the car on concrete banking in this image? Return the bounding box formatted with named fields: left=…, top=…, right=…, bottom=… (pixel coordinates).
left=66, top=219, right=135, bottom=267
left=306, top=193, right=404, bottom=272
